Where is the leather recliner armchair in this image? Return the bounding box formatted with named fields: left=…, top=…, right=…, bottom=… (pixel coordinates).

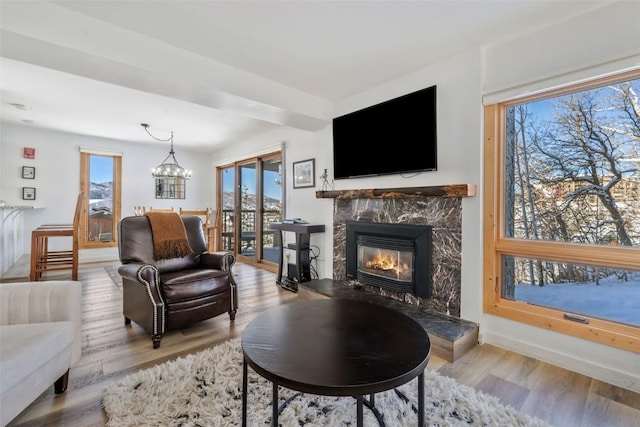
left=117, top=215, right=237, bottom=349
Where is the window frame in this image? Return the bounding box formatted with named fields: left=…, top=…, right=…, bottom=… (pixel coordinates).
left=483, top=69, right=640, bottom=354
left=79, top=152, right=122, bottom=249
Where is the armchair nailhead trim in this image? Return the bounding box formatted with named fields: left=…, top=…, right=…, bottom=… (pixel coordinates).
left=230, top=277, right=236, bottom=311
left=137, top=265, right=165, bottom=335
left=229, top=257, right=237, bottom=311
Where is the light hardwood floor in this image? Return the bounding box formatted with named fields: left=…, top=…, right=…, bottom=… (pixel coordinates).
left=6, top=262, right=640, bottom=427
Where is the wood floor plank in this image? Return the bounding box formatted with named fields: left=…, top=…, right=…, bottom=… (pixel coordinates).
left=520, top=362, right=591, bottom=427
left=489, top=346, right=544, bottom=390
left=437, top=342, right=508, bottom=386
left=584, top=391, right=640, bottom=427
left=6, top=261, right=640, bottom=426
left=475, top=373, right=531, bottom=410
left=590, top=379, right=640, bottom=412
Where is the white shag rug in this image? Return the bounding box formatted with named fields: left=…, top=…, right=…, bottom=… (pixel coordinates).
left=103, top=338, right=551, bottom=427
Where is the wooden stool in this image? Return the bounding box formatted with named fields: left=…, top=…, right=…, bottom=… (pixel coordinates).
left=30, top=193, right=82, bottom=281
left=30, top=226, right=76, bottom=281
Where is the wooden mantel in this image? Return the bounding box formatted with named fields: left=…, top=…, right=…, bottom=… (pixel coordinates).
left=316, top=184, right=476, bottom=199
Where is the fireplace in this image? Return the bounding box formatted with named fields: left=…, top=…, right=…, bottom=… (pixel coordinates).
left=346, top=221, right=432, bottom=298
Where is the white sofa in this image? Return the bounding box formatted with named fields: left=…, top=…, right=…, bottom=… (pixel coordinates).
left=0, top=281, right=82, bottom=426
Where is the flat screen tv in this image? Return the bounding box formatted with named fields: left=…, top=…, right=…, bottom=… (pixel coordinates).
left=332, top=85, right=437, bottom=179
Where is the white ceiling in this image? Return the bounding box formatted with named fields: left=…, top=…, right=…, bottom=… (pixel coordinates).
left=0, top=1, right=611, bottom=151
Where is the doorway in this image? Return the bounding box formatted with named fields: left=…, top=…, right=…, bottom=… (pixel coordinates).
left=217, top=152, right=283, bottom=269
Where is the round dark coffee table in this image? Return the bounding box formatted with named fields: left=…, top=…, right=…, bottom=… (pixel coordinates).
left=241, top=299, right=431, bottom=426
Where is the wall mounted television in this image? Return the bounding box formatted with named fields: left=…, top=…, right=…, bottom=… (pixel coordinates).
left=332, top=85, right=437, bottom=179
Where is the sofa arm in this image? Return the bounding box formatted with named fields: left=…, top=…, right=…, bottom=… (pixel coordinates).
left=200, top=251, right=235, bottom=271
left=0, top=280, right=82, bottom=365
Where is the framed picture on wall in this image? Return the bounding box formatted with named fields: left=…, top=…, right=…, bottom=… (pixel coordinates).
left=22, top=187, right=36, bottom=200
left=22, top=166, right=35, bottom=179
left=293, top=158, right=315, bottom=189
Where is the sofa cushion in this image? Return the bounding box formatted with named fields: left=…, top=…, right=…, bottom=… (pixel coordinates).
left=0, top=321, right=74, bottom=394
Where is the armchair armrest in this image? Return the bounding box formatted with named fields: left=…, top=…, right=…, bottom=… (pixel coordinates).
left=118, top=262, right=166, bottom=342
left=199, top=251, right=235, bottom=271
left=0, top=280, right=82, bottom=364
left=118, top=262, right=159, bottom=285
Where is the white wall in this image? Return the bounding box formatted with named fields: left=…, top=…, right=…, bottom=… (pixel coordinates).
left=482, top=0, right=640, bottom=103
left=0, top=123, right=215, bottom=265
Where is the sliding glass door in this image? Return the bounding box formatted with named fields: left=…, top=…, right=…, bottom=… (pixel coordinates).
left=261, top=156, right=283, bottom=264
left=219, top=165, right=236, bottom=255
left=238, top=160, right=257, bottom=261
left=217, top=151, right=283, bottom=269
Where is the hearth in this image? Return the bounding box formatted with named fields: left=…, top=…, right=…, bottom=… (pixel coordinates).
left=346, top=221, right=432, bottom=298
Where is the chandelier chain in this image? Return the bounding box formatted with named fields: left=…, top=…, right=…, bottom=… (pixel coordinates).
left=141, top=123, right=191, bottom=179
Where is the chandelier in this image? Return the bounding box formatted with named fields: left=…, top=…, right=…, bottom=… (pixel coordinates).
left=141, top=123, right=192, bottom=179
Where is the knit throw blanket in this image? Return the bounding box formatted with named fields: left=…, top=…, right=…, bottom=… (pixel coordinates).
left=144, top=212, right=192, bottom=260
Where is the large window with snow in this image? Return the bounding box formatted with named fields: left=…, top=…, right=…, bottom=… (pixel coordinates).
left=484, top=70, right=640, bottom=352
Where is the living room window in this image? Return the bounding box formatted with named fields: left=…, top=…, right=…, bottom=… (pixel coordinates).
left=79, top=150, right=122, bottom=248
left=483, top=69, right=640, bottom=353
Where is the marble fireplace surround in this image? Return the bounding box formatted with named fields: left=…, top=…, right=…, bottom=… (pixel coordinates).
left=317, top=184, right=476, bottom=318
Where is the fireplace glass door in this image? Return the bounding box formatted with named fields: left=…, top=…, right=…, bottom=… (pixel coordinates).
left=347, top=221, right=432, bottom=298
left=356, top=236, right=414, bottom=284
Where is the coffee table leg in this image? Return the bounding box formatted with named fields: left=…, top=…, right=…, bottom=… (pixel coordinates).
left=242, top=359, right=248, bottom=427
left=272, top=382, right=279, bottom=426
left=418, top=372, right=424, bottom=426
left=356, top=395, right=363, bottom=427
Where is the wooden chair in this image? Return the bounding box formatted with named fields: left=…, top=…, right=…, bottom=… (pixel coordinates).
left=148, top=207, right=174, bottom=212
left=30, top=192, right=83, bottom=281
left=179, top=207, right=217, bottom=251
left=133, top=206, right=146, bottom=216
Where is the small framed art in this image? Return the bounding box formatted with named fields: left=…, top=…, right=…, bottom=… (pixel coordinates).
left=23, top=187, right=36, bottom=200
left=22, top=166, right=35, bottom=179
left=293, top=158, right=315, bottom=189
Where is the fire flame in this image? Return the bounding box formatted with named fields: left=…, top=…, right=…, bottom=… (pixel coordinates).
left=364, top=250, right=398, bottom=272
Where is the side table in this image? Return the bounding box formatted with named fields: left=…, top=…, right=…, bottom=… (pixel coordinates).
left=269, top=222, right=325, bottom=289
